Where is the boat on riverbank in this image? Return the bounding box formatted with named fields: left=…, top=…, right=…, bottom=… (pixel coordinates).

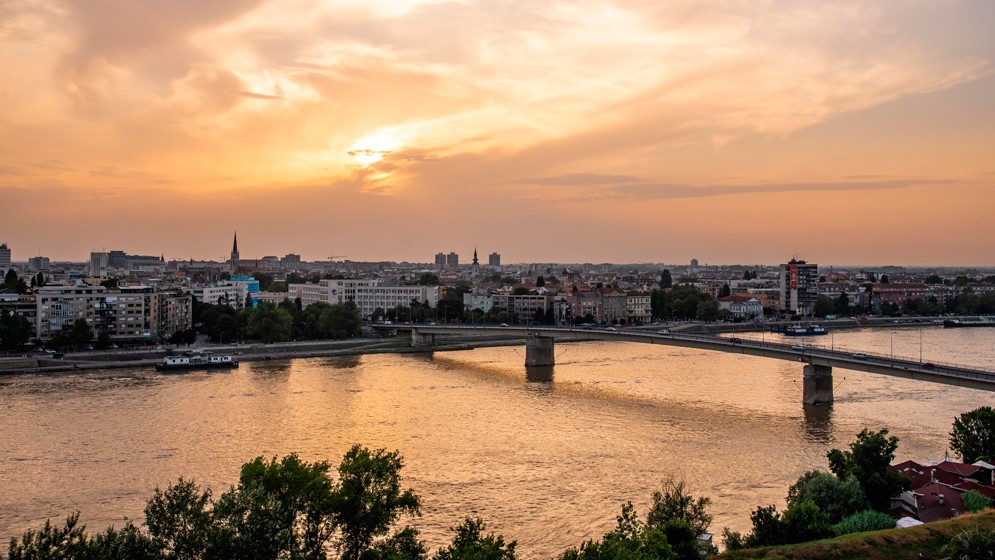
left=155, top=354, right=239, bottom=372
left=783, top=324, right=829, bottom=336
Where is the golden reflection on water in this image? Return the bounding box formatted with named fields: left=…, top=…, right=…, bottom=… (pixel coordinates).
left=1, top=327, right=993, bottom=558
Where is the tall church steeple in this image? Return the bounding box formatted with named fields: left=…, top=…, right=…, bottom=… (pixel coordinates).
left=472, top=247, right=479, bottom=275
left=231, top=231, right=240, bottom=273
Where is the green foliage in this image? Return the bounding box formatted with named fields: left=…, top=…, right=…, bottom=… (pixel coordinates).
left=659, top=270, right=673, bottom=289
left=416, top=273, right=440, bottom=286
left=5, top=512, right=93, bottom=560
left=786, top=471, right=868, bottom=523
left=963, top=490, right=993, bottom=513
left=950, top=407, right=995, bottom=464
left=779, top=500, right=833, bottom=544
left=433, top=518, right=517, bottom=560
left=814, top=296, right=836, bottom=318
left=245, top=302, right=293, bottom=343
left=940, top=527, right=995, bottom=560
left=70, top=318, right=94, bottom=347
left=144, top=478, right=214, bottom=559
left=827, top=429, right=910, bottom=512
left=334, top=445, right=421, bottom=560
left=645, top=478, right=712, bottom=536
left=0, top=308, right=33, bottom=351
left=318, top=302, right=362, bottom=339
left=832, top=509, right=897, bottom=535
left=719, top=284, right=730, bottom=298
left=560, top=503, right=676, bottom=560
left=365, top=526, right=427, bottom=560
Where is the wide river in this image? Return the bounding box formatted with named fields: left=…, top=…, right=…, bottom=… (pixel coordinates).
left=2, top=327, right=994, bottom=557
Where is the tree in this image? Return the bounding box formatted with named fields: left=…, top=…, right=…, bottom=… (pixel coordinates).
left=416, top=273, right=440, bottom=286
left=245, top=302, right=292, bottom=343
left=659, top=270, right=673, bottom=289
left=0, top=308, right=33, bottom=351
left=644, top=478, right=712, bottom=536
left=3, top=268, right=18, bottom=290
left=835, top=292, right=850, bottom=316
left=560, top=503, right=676, bottom=560
left=827, top=429, right=910, bottom=512
left=814, top=295, right=836, bottom=318
left=214, top=314, right=242, bottom=344
left=880, top=274, right=890, bottom=284
left=70, top=317, right=94, bottom=347
left=319, top=303, right=362, bottom=339
left=144, top=478, right=214, bottom=560
left=536, top=275, right=545, bottom=287
left=696, top=299, right=719, bottom=322
left=434, top=518, right=517, bottom=560
left=950, top=406, right=995, bottom=463
left=778, top=500, right=832, bottom=544
left=95, top=330, right=113, bottom=350
left=333, top=445, right=421, bottom=560
left=718, top=283, right=730, bottom=298
left=786, top=470, right=868, bottom=524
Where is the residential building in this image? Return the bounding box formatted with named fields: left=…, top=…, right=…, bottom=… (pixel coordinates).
left=435, top=252, right=446, bottom=268
left=718, top=295, right=764, bottom=319
left=34, top=284, right=192, bottom=341
left=0, top=243, right=10, bottom=268
left=195, top=277, right=260, bottom=310
left=89, top=252, right=109, bottom=276
left=779, top=259, right=819, bottom=315
left=27, top=256, right=51, bottom=271
left=0, top=293, right=38, bottom=331
left=491, top=293, right=550, bottom=323
left=489, top=252, right=501, bottom=267
left=625, top=293, right=652, bottom=324
left=446, top=252, right=459, bottom=268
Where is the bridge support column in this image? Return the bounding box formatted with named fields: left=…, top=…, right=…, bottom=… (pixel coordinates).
left=803, top=364, right=833, bottom=405
left=411, top=331, right=436, bottom=348
left=525, top=335, right=555, bottom=367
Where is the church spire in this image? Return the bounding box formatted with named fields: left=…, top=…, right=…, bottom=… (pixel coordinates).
left=230, top=231, right=240, bottom=273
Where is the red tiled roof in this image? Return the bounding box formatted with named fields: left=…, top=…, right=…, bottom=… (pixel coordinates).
left=935, top=460, right=982, bottom=478
left=913, top=482, right=966, bottom=523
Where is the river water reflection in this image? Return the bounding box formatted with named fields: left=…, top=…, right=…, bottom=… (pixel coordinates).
left=2, top=327, right=993, bottom=557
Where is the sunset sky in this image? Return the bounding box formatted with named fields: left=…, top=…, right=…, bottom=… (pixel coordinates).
left=1, top=0, right=993, bottom=266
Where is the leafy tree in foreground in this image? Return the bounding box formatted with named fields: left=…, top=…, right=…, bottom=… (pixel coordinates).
left=949, top=406, right=995, bottom=464
left=334, top=445, right=421, bottom=560
left=644, top=478, right=712, bottom=537
left=827, top=429, right=910, bottom=512
left=786, top=470, right=868, bottom=524
left=433, top=518, right=517, bottom=560
left=70, top=317, right=94, bottom=347
left=144, top=478, right=214, bottom=560
left=560, top=503, right=676, bottom=560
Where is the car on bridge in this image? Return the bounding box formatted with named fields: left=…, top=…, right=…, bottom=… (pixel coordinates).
left=852, top=353, right=867, bottom=360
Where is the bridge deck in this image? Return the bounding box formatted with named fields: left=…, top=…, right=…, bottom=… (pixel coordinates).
left=391, top=325, right=995, bottom=392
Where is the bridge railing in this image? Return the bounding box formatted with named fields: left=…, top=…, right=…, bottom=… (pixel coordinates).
left=410, top=325, right=995, bottom=378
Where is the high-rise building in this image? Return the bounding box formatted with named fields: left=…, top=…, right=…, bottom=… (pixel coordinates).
left=27, top=256, right=50, bottom=271
left=0, top=243, right=10, bottom=269
left=446, top=252, right=459, bottom=268
left=435, top=252, right=446, bottom=268
left=489, top=252, right=501, bottom=267
left=89, top=252, right=109, bottom=276
left=779, top=259, right=819, bottom=315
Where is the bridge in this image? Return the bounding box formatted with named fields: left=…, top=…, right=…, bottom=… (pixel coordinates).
left=389, top=325, right=995, bottom=405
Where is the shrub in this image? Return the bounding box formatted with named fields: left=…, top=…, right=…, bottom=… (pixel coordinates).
left=832, top=509, right=896, bottom=536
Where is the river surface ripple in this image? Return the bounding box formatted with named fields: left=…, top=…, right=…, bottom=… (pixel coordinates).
left=2, top=327, right=993, bottom=558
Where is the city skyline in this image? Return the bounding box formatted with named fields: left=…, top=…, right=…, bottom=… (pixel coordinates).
left=2, top=1, right=994, bottom=265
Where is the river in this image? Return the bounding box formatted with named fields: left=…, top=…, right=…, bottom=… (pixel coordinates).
left=1, top=326, right=993, bottom=557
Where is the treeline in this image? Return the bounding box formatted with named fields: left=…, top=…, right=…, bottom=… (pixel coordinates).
left=6, top=447, right=717, bottom=560
left=194, top=299, right=361, bottom=344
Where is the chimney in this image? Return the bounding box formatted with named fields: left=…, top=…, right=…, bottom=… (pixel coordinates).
left=938, top=494, right=944, bottom=505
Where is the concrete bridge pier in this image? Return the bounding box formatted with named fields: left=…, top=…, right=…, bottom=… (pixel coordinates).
left=411, top=330, right=436, bottom=348
left=803, top=364, right=834, bottom=405
left=525, top=334, right=555, bottom=367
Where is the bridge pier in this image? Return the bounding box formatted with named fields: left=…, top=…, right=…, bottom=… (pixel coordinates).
left=411, top=330, right=436, bottom=348
left=803, top=364, right=834, bottom=405
left=525, top=334, right=555, bottom=367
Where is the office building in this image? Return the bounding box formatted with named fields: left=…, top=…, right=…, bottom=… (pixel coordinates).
left=779, top=259, right=819, bottom=315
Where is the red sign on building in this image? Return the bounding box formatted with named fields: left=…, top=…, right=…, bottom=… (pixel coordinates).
left=790, top=265, right=798, bottom=289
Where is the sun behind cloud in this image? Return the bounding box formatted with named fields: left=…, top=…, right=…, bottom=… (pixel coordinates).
left=348, top=132, right=402, bottom=166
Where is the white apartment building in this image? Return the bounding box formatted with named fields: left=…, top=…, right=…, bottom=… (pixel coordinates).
left=288, top=279, right=440, bottom=319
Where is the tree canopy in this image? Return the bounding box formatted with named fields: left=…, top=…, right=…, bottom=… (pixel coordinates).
left=827, top=429, right=910, bottom=512
left=949, top=406, right=995, bottom=464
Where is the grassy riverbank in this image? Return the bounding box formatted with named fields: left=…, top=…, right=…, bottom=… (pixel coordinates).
left=718, top=510, right=995, bottom=560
